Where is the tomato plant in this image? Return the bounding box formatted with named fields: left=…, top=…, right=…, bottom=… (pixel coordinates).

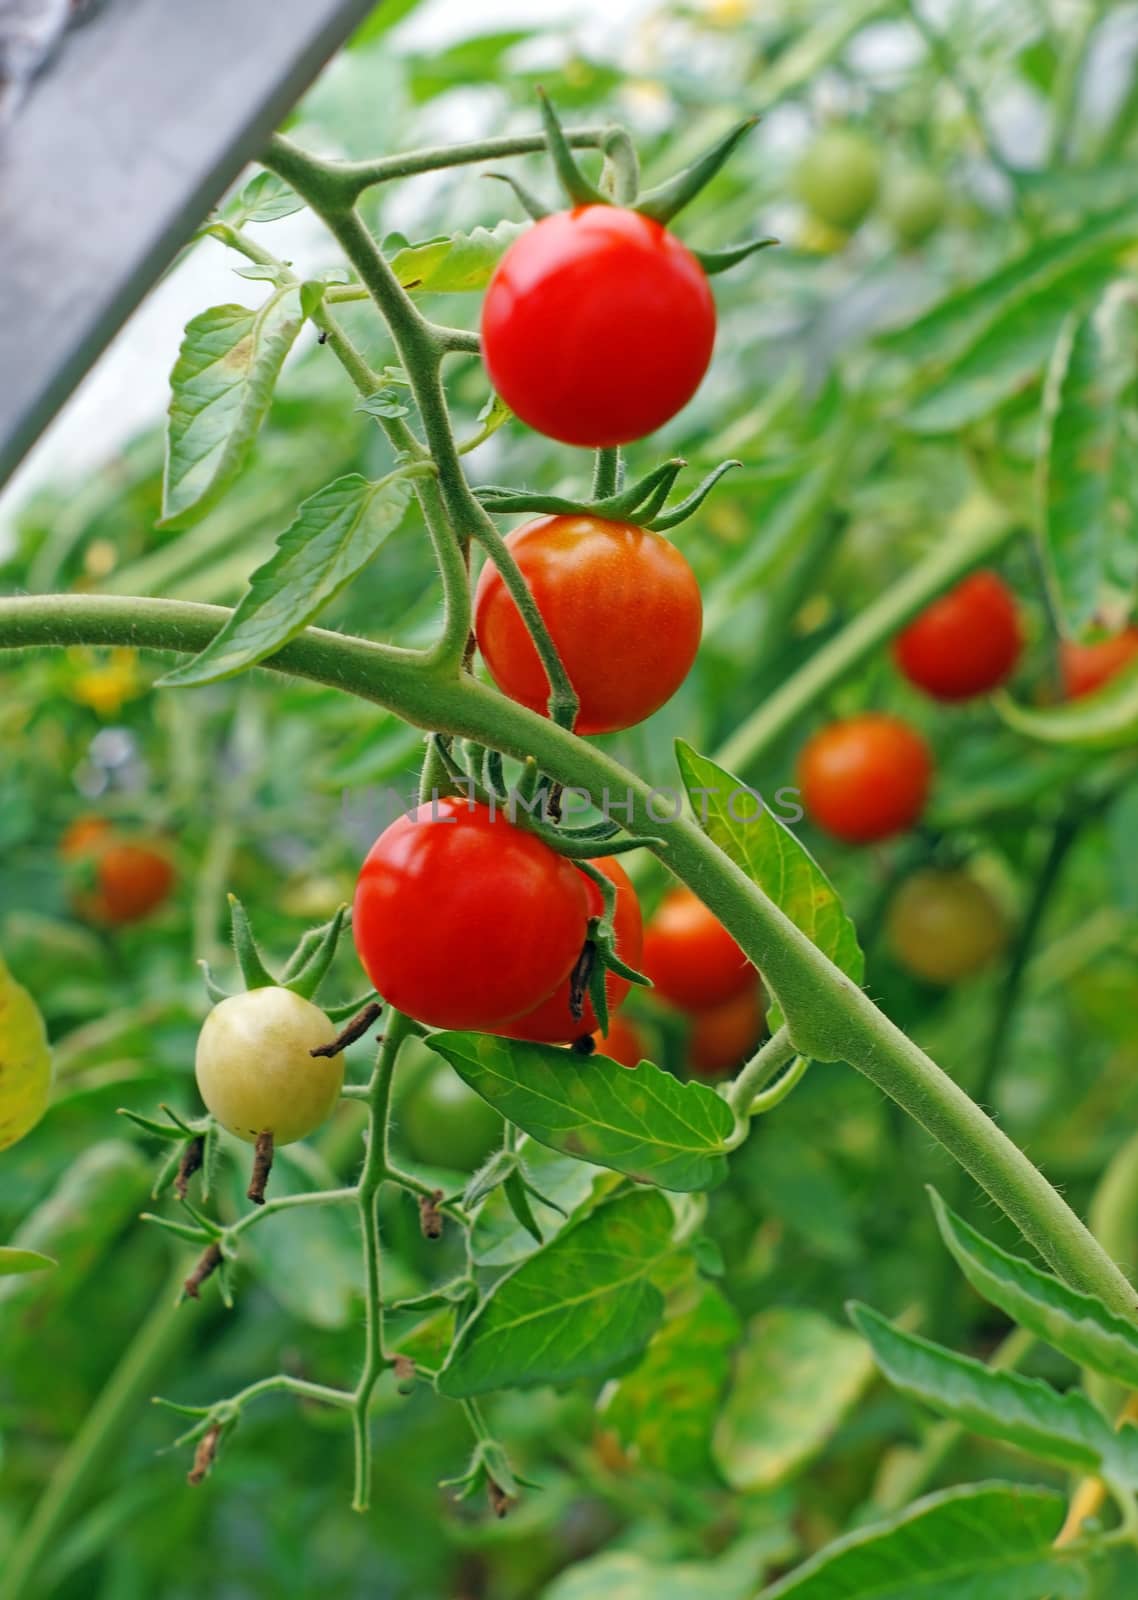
left=481, top=206, right=716, bottom=447
left=473, top=515, right=702, bottom=733
left=893, top=570, right=1022, bottom=701
left=798, top=713, right=932, bottom=843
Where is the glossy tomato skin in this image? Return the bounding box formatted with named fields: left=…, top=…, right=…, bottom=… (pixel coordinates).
left=503, top=856, right=643, bottom=1043
left=894, top=572, right=1022, bottom=701
left=62, top=821, right=175, bottom=925
left=474, top=515, right=703, bottom=734
left=592, top=1013, right=646, bottom=1069
left=689, top=985, right=764, bottom=1077
left=481, top=206, right=716, bottom=448
left=195, top=987, right=343, bottom=1145
left=641, top=887, right=754, bottom=1011
left=887, top=869, right=1007, bottom=985
left=353, top=798, right=589, bottom=1031
left=799, top=714, right=932, bottom=844
left=1061, top=627, right=1138, bottom=699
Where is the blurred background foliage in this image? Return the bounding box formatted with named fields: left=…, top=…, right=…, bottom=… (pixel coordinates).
left=5, top=0, right=1138, bottom=1594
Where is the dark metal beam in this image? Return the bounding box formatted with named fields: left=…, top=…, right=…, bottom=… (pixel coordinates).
left=0, top=0, right=381, bottom=489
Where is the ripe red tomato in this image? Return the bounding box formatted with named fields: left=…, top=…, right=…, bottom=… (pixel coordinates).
left=62, top=820, right=175, bottom=926
left=1060, top=626, right=1138, bottom=699
left=886, top=868, right=1007, bottom=985
left=592, top=1013, right=646, bottom=1069
left=503, top=857, right=643, bottom=1044
left=799, top=714, right=932, bottom=844
left=689, top=985, right=764, bottom=1077
left=474, top=515, right=702, bottom=734
left=480, top=206, right=716, bottom=447
left=641, top=886, right=754, bottom=1011
left=353, top=798, right=589, bottom=1031
left=893, top=572, right=1022, bottom=701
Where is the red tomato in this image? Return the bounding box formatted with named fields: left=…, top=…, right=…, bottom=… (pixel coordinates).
left=62, top=821, right=175, bottom=926
left=1061, top=627, right=1138, bottom=700
left=592, top=1013, right=646, bottom=1069
left=474, top=515, right=702, bottom=734
left=641, top=887, right=754, bottom=1011
left=502, top=856, right=643, bottom=1044
left=353, top=798, right=589, bottom=1031
left=480, top=206, right=716, bottom=447
left=893, top=571, right=1022, bottom=701
left=689, top=985, right=764, bottom=1077
left=799, top=714, right=932, bottom=844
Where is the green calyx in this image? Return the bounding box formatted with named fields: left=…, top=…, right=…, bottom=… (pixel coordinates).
left=475, top=457, right=740, bottom=531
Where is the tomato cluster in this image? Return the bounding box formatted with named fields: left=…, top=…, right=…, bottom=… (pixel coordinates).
left=60, top=816, right=175, bottom=926
left=794, top=127, right=946, bottom=250
left=641, top=888, right=763, bottom=1078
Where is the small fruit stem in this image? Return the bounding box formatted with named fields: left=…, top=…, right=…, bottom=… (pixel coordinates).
left=592, top=446, right=621, bottom=499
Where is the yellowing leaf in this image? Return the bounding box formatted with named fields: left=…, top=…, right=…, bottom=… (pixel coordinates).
left=0, top=956, right=52, bottom=1153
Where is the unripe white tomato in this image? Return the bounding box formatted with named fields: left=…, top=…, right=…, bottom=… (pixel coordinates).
left=195, top=987, right=344, bottom=1145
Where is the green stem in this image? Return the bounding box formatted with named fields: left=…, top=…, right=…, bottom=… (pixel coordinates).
left=715, top=506, right=1020, bottom=774
left=1, top=594, right=1132, bottom=1319
left=227, top=1186, right=358, bottom=1239
left=592, top=447, right=621, bottom=500
left=726, top=1026, right=795, bottom=1118
left=323, top=126, right=610, bottom=202
left=1048, top=0, right=1105, bottom=163
left=351, top=1010, right=413, bottom=1511
left=0, top=1262, right=190, bottom=1600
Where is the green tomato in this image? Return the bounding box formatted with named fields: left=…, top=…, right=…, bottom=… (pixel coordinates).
left=399, top=1063, right=504, bottom=1172
left=795, top=129, right=881, bottom=231
left=195, top=987, right=343, bottom=1145
left=883, top=166, right=947, bottom=247
left=886, top=869, right=1007, bottom=986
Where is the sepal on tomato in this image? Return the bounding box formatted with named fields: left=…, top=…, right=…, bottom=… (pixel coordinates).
left=537, top=88, right=608, bottom=208
left=635, top=115, right=759, bottom=224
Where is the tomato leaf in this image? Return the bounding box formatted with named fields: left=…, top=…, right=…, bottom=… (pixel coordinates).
left=437, top=1189, right=675, bottom=1398
left=0, top=955, right=52, bottom=1153
left=993, top=656, right=1138, bottom=749
left=161, top=289, right=305, bottom=528
left=158, top=470, right=419, bottom=687
left=222, top=171, right=304, bottom=226
left=388, top=220, right=526, bottom=294
left=930, top=1188, right=1138, bottom=1390
left=601, top=1266, right=741, bottom=1480
left=676, top=742, right=863, bottom=1029
left=0, top=1247, right=56, bottom=1277
left=425, top=1031, right=734, bottom=1192
left=713, top=1307, right=875, bottom=1491
left=545, top=1530, right=798, bottom=1600
left=849, top=1302, right=1138, bottom=1482
left=471, top=1140, right=611, bottom=1266
left=758, top=1482, right=1079, bottom=1599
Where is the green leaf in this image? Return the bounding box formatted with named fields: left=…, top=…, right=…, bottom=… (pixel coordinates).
left=437, top=1189, right=675, bottom=1398
left=930, top=1189, right=1138, bottom=1391
left=601, top=1268, right=741, bottom=1480
left=471, top=1141, right=609, bottom=1266
left=161, top=288, right=305, bottom=527
left=0, top=1246, right=56, bottom=1277
left=676, top=741, right=863, bottom=1029
left=849, top=1302, right=1138, bottom=1483
left=425, top=1032, right=734, bottom=1192
left=759, top=1481, right=1083, bottom=1599
left=158, top=471, right=417, bottom=686
left=878, top=198, right=1138, bottom=369
left=993, top=657, right=1138, bottom=749
left=903, top=258, right=1115, bottom=434
left=223, top=171, right=304, bottom=226
left=544, top=1529, right=798, bottom=1600
left=713, top=1307, right=875, bottom=1490
left=388, top=220, right=527, bottom=294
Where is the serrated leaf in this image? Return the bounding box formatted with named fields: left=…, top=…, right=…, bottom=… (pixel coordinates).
left=930, top=1189, right=1138, bottom=1391
left=993, top=658, right=1138, bottom=749
left=472, top=1141, right=608, bottom=1266
left=0, top=1247, right=55, bottom=1277
left=759, top=1481, right=1083, bottom=1599
left=224, top=171, right=303, bottom=226
left=713, top=1307, right=875, bottom=1490
left=437, top=1189, right=674, bottom=1398
left=850, top=1302, right=1138, bottom=1484
left=902, top=258, right=1114, bottom=434
left=0, top=955, right=52, bottom=1153
left=426, top=1032, right=734, bottom=1192
left=676, top=742, right=863, bottom=1029
left=388, top=220, right=527, bottom=294
left=601, top=1268, right=740, bottom=1480
left=161, top=289, right=305, bottom=527
left=158, top=471, right=417, bottom=686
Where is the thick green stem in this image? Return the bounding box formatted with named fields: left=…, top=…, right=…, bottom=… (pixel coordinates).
left=322, top=126, right=609, bottom=201
left=0, top=1262, right=189, bottom=1600
left=726, top=1026, right=795, bottom=1118
left=0, top=592, right=1133, bottom=1320
left=715, top=506, right=1020, bottom=774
